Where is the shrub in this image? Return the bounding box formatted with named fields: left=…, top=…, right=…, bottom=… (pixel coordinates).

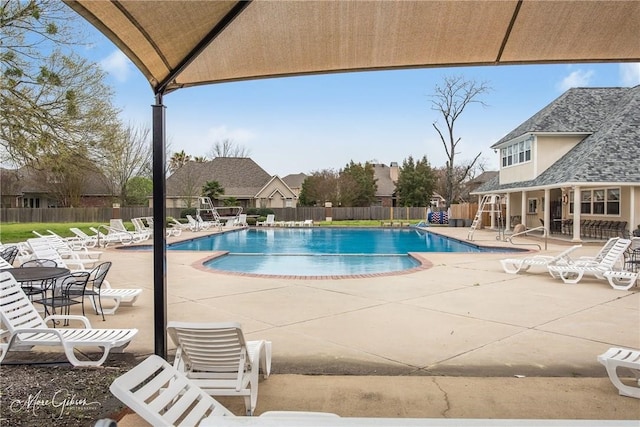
left=180, top=208, right=196, bottom=218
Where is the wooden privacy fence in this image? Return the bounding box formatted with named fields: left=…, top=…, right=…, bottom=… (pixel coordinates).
left=0, top=205, right=476, bottom=224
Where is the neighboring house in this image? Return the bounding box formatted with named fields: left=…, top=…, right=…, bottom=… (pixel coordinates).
left=372, top=163, right=397, bottom=207
left=0, top=166, right=114, bottom=208
left=282, top=173, right=307, bottom=198
left=472, top=86, right=640, bottom=242
left=464, top=171, right=498, bottom=198
left=163, top=157, right=298, bottom=209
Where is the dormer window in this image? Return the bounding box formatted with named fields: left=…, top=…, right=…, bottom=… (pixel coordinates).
left=500, top=136, right=532, bottom=168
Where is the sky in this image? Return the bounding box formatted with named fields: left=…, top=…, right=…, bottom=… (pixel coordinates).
left=84, top=23, right=640, bottom=179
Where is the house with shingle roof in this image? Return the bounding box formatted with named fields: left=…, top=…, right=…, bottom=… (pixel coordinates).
left=163, top=157, right=298, bottom=209
left=0, top=166, right=113, bottom=208
left=472, top=85, right=640, bottom=241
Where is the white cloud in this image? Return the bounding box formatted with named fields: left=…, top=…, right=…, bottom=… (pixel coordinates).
left=99, top=50, right=133, bottom=82
left=619, top=63, right=640, bottom=86
left=556, top=69, right=595, bottom=92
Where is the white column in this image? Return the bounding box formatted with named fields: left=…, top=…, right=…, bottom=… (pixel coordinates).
left=521, top=191, right=527, bottom=228
left=630, top=187, right=636, bottom=236
left=505, top=193, right=511, bottom=231
left=544, top=188, right=551, bottom=234
left=490, top=199, right=496, bottom=229
left=572, top=186, right=581, bottom=242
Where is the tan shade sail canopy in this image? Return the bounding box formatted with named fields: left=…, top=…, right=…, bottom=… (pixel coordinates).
left=65, top=0, right=640, bottom=95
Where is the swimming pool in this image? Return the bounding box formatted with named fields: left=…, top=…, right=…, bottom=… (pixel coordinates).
left=168, top=228, right=505, bottom=278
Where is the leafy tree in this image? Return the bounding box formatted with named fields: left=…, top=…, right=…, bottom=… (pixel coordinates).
left=202, top=180, right=224, bottom=202
left=395, top=155, right=436, bottom=207
left=168, top=150, right=191, bottom=173
left=207, top=139, right=251, bottom=158
left=125, top=176, right=153, bottom=206
left=430, top=75, right=491, bottom=208
left=298, top=169, right=339, bottom=206
left=1, top=0, right=120, bottom=167
left=338, top=161, right=377, bottom=207
left=223, top=197, right=238, bottom=207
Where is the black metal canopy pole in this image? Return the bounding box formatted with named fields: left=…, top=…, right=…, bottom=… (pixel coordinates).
left=152, top=93, right=167, bottom=359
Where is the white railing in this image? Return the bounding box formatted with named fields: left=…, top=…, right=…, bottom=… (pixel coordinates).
left=506, top=225, right=547, bottom=250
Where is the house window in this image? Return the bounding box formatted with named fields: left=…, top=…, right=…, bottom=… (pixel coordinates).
left=500, top=137, right=532, bottom=168
left=607, top=189, right=620, bottom=215
left=527, top=198, right=537, bottom=214
left=23, top=198, right=40, bottom=208
left=581, top=190, right=591, bottom=214
left=285, top=199, right=293, bottom=208
left=593, top=190, right=605, bottom=214
left=570, top=188, right=620, bottom=215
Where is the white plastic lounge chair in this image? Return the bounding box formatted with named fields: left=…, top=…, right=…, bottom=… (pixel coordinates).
left=576, top=237, right=620, bottom=264
left=109, top=354, right=234, bottom=425
left=130, top=217, right=154, bottom=240
left=0, top=271, right=138, bottom=367
left=111, top=219, right=149, bottom=242
left=27, top=238, right=99, bottom=270
left=167, top=321, right=272, bottom=416
left=256, top=214, right=275, bottom=227
left=70, top=261, right=142, bottom=319
left=0, top=257, right=13, bottom=269
left=108, top=355, right=338, bottom=426
left=42, top=230, right=103, bottom=261
left=500, top=245, right=581, bottom=275
left=597, top=347, right=640, bottom=399
left=69, top=227, right=100, bottom=248
left=548, top=238, right=632, bottom=284
left=90, top=226, right=135, bottom=247
left=602, top=270, right=639, bottom=291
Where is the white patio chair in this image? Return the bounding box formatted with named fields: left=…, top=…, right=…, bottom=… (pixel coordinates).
left=27, top=238, right=99, bottom=270
left=0, top=271, right=138, bottom=367
left=167, top=321, right=272, bottom=416
left=500, top=245, right=581, bottom=275
left=548, top=239, right=632, bottom=284
left=69, top=227, right=100, bottom=248
left=597, top=347, right=640, bottom=399
left=256, top=214, right=275, bottom=227
left=109, top=355, right=337, bottom=426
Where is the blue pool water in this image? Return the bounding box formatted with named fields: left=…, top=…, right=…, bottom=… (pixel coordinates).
left=167, top=228, right=502, bottom=277
left=170, top=228, right=482, bottom=254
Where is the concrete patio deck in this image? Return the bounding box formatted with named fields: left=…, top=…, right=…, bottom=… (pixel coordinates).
left=46, top=226, right=640, bottom=422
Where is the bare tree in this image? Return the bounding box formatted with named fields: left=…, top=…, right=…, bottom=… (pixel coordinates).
left=98, top=123, right=153, bottom=206
left=207, top=139, right=251, bottom=158
left=430, top=75, right=491, bottom=208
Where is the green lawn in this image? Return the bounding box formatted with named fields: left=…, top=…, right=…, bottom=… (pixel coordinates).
left=0, top=222, right=126, bottom=244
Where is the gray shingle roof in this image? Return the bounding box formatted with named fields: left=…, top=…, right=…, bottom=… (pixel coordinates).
left=476, top=86, right=640, bottom=193
left=372, top=164, right=395, bottom=196
left=166, top=157, right=272, bottom=197
left=282, top=173, right=307, bottom=189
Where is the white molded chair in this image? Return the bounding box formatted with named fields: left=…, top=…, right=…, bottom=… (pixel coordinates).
left=110, top=354, right=234, bottom=426
left=500, top=245, right=581, bottom=275
left=109, top=355, right=338, bottom=426
left=256, top=214, right=275, bottom=227
left=548, top=239, right=632, bottom=284
left=597, top=347, right=640, bottom=399
left=0, top=271, right=138, bottom=367
left=167, top=321, right=272, bottom=416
